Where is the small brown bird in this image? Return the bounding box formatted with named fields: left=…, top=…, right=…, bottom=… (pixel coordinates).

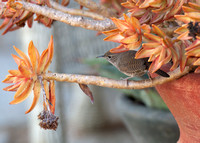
left=97, top=50, right=169, bottom=79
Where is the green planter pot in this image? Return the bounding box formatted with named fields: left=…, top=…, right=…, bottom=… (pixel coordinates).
left=117, top=95, right=179, bottom=143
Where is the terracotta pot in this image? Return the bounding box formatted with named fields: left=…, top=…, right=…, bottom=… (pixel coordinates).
left=117, top=95, right=179, bottom=143
left=155, top=73, right=200, bottom=143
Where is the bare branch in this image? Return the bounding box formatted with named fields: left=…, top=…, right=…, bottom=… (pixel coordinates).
left=0, top=1, right=115, bottom=31
left=50, top=0, right=105, bottom=20
left=43, top=67, right=191, bottom=90
left=0, top=2, right=6, bottom=16
left=74, top=0, right=116, bottom=18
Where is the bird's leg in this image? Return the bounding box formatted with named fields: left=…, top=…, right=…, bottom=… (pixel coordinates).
left=120, top=76, right=133, bottom=86
left=147, top=72, right=152, bottom=79
left=147, top=72, right=154, bottom=84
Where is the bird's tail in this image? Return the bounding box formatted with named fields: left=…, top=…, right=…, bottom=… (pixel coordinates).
left=155, top=69, right=170, bottom=77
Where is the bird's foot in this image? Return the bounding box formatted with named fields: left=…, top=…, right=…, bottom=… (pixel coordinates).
left=120, top=77, right=133, bottom=86
left=147, top=72, right=153, bottom=80
left=147, top=72, right=154, bottom=83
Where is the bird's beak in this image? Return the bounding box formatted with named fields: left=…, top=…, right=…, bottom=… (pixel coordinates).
left=96, top=55, right=104, bottom=58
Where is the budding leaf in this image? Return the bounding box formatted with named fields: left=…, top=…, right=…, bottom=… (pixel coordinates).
left=78, top=84, right=94, bottom=104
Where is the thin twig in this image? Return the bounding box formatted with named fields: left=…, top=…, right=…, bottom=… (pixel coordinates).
left=50, top=0, right=105, bottom=20
left=39, top=77, right=51, bottom=111
left=42, top=67, right=191, bottom=90
left=74, top=0, right=116, bottom=18
left=0, top=2, right=6, bottom=15
left=0, top=1, right=115, bottom=31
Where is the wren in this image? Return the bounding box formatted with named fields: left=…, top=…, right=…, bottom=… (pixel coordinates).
left=97, top=50, right=169, bottom=79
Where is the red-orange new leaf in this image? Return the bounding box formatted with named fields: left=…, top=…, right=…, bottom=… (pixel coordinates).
left=122, top=0, right=186, bottom=24
left=2, top=36, right=55, bottom=114
left=0, top=0, right=54, bottom=35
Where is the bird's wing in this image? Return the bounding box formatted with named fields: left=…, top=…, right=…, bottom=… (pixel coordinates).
left=117, top=52, right=147, bottom=76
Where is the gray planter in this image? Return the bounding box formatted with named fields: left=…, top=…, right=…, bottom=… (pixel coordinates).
left=117, top=95, right=179, bottom=143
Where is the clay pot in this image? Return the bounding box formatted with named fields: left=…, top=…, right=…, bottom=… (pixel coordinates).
left=155, top=73, right=200, bottom=143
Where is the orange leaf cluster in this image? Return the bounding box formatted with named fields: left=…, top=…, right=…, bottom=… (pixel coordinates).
left=0, top=0, right=33, bottom=35
left=185, top=37, right=200, bottom=73
left=174, top=2, right=200, bottom=71
left=103, top=14, right=150, bottom=53
left=100, top=0, right=126, bottom=16
left=0, top=0, right=54, bottom=35
left=2, top=36, right=55, bottom=114
left=135, top=25, right=179, bottom=73
left=122, top=0, right=186, bottom=24
left=175, top=2, right=200, bottom=40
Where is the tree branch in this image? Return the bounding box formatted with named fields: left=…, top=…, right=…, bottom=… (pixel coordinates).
left=0, top=1, right=115, bottom=31
left=43, top=67, right=190, bottom=89
left=0, top=2, right=6, bottom=15
left=74, top=0, right=116, bottom=18
left=50, top=0, right=105, bottom=20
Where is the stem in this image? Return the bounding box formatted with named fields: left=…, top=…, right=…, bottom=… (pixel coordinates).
left=50, top=1, right=105, bottom=20
left=39, top=77, right=51, bottom=111
left=0, top=3, right=4, bottom=15
left=0, top=1, right=115, bottom=31
left=42, top=67, right=190, bottom=89
left=74, top=0, right=116, bottom=18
